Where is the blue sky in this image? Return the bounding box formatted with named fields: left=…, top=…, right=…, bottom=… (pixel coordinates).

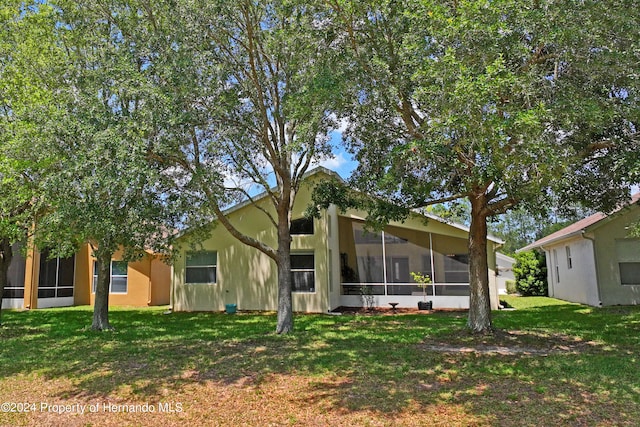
left=317, top=131, right=358, bottom=179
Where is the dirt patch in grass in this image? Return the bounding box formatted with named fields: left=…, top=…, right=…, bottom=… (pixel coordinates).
left=332, top=305, right=466, bottom=315
left=0, top=373, right=487, bottom=427
left=420, top=329, right=605, bottom=355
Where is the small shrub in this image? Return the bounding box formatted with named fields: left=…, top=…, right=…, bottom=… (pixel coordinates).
left=513, top=250, right=548, bottom=296
left=410, top=271, right=432, bottom=301
left=360, top=285, right=375, bottom=311
left=505, top=280, right=517, bottom=294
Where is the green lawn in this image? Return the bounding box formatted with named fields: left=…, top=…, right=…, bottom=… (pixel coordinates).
left=1, top=298, right=639, bottom=426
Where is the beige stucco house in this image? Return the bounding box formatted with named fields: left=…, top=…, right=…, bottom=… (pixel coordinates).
left=2, top=243, right=171, bottom=310
left=520, top=193, right=640, bottom=306
left=171, top=168, right=503, bottom=313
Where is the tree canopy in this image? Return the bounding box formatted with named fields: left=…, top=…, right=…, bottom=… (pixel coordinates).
left=0, top=2, right=64, bottom=322
left=24, top=0, right=182, bottom=330
left=322, top=0, right=640, bottom=332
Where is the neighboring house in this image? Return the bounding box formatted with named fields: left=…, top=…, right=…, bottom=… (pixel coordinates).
left=495, top=252, right=516, bottom=295
left=2, top=243, right=171, bottom=309
left=519, top=193, right=640, bottom=306
left=171, top=167, right=504, bottom=313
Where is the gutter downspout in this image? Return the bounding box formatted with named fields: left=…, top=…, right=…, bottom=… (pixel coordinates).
left=581, top=231, right=603, bottom=307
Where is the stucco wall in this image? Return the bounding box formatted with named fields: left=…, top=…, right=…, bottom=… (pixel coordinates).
left=592, top=206, right=640, bottom=306
left=86, top=248, right=153, bottom=307
left=172, top=178, right=330, bottom=313
left=172, top=173, right=502, bottom=313
left=545, top=237, right=599, bottom=306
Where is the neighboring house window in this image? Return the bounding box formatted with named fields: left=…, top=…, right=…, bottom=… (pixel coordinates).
left=553, top=249, right=560, bottom=283
left=185, top=251, right=217, bottom=284
left=616, top=239, right=640, bottom=286
left=38, top=249, right=75, bottom=298
left=619, top=263, right=640, bottom=285
left=93, top=260, right=128, bottom=294
left=291, top=253, right=315, bottom=292
left=290, top=217, right=314, bottom=235
left=566, top=246, right=572, bottom=269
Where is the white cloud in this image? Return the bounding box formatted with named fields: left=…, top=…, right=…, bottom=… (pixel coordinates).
left=314, top=152, right=349, bottom=170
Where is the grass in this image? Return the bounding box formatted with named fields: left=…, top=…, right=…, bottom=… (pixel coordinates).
left=1, top=298, right=639, bottom=426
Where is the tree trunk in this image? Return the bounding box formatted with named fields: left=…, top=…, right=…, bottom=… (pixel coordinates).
left=92, top=250, right=114, bottom=331
left=0, top=238, right=12, bottom=326
left=467, top=193, right=493, bottom=334
left=275, top=220, right=293, bottom=334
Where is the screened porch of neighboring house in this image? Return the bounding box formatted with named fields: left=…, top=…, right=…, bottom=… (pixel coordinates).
left=1, top=244, right=76, bottom=309
left=2, top=243, right=27, bottom=309
left=337, top=217, right=472, bottom=309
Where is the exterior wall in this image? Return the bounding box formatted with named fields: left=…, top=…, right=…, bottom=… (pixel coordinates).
left=74, top=244, right=92, bottom=305
left=592, top=206, right=640, bottom=306
left=172, top=178, right=330, bottom=313
left=5, top=243, right=170, bottom=309
left=544, top=237, right=599, bottom=306
left=326, top=205, right=342, bottom=312
left=150, top=257, right=171, bottom=306
left=172, top=172, right=502, bottom=313
left=23, top=245, right=38, bottom=309
left=85, top=248, right=169, bottom=307
left=487, top=243, right=499, bottom=309
left=495, top=253, right=515, bottom=295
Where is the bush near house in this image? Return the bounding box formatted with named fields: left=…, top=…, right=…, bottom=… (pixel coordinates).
left=513, top=250, right=548, bottom=296
left=505, top=280, right=517, bottom=294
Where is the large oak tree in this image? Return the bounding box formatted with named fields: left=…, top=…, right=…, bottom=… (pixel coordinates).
left=134, top=0, right=341, bottom=333
left=31, top=0, right=182, bottom=330
left=325, top=0, right=639, bottom=332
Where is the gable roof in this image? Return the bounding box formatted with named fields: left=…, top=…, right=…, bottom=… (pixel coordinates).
left=182, top=166, right=503, bottom=243
left=519, top=193, right=640, bottom=252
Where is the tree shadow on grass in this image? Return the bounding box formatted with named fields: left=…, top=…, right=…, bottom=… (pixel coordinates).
left=1, top=305, right=639, bottom=425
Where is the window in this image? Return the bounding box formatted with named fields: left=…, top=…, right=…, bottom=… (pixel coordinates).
left=290, top=217, right=314, bottom=235
left=93, top=260, right=128, bottom=293
left=553, top=249, right=560, bottom=283
left=619, top=263, right=640, bottom=285
left=566, top=246, right=572, bottom=269
left=38, top=249, right=75, bottom=299
left=616, top=239, right=640, bottom=286
left=291, top=253, right=315, bottom=292
left=185, top=251, right=217, bottom=284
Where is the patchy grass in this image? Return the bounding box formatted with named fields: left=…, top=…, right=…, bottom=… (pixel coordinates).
left=0, top=298, right=639, bottom=426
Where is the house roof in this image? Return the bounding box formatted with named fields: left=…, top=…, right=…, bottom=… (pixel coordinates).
left=181, top=165, right=503, bottom=243
left=518, top=192, right=640, bottom=252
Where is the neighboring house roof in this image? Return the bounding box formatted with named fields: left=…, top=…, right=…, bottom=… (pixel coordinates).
left=519, top=193, right=640, bottom=252
left=496, top=252, right=516, bottom=265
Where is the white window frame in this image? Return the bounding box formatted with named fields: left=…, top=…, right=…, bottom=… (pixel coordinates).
left=185, top=251, right=217, bottom=284
left=566, top=246, right=572, bottom=269
left=291, top=252, right=315, bottom=293
left=92, top=260, right=128, bottom=294
left=616, top=239, right=640, bottom=286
